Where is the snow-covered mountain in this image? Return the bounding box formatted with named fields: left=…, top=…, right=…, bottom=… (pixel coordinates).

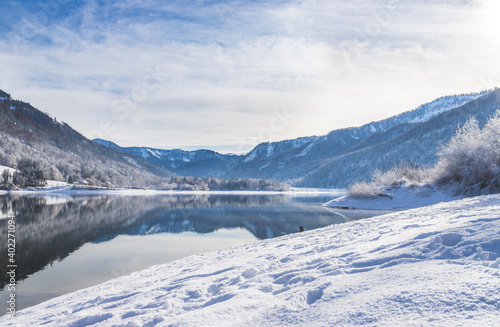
left=0, top=90, right=174, bottom=187
left=3, top=87, right=498, bottom=188
left=295, top=90, right=500, bottom=187
left=95, top=89, right=498, bottom=187
left=230, top=91, right=491, bottom=184
left=93, top=139, right=241, bottom=177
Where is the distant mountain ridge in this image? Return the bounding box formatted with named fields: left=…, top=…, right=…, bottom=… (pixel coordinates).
left=297, top=90, right=500, bottom=187
left=2, top=87, right=498, bottom=188
left=93, top=139, right=241, bottom=178
left=230, top=92, right=490, bottom=183
left=95, top=89, right=496, bottom=187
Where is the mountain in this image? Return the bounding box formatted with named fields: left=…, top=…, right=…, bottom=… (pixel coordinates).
left=93, top=139, right=241, bottom=178
left=94, top=89, right=499, bottom=188
left=0, top=90, right=173, bottom=187
left=230, top=92, right=491, bottom=184
left=296, top=90, right=500, bottom=187
left=3, top=87, right=498, bottom=188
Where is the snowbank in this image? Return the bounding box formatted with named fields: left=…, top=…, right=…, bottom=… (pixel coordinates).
left=0, top=165, right=15, bottom=175
left=2, top=195, right=499, bottom=326
left=324, top=185, right=458, bottom=210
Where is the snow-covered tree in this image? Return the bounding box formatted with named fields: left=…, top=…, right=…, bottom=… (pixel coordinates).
left=435, top=113, right=500, bottom=195
left=348, top=111, right=500, bottom=197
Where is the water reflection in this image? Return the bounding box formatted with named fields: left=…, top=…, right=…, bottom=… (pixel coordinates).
left=1, top=192, right=378, bottom=310
left=0, top=194, right=346, bottom=288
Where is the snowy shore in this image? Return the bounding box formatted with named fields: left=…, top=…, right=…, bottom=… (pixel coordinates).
left=0, top=182, right=344, bottom=197
left=2, top=194, right=499, bottom=326
left=324, top=185, right=459, bottom=211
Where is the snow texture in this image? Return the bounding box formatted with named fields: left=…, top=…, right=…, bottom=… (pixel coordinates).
left=266, top=144, right=274, bottom=157
left=2, top=194, right=499, bottom=326
left=140, top=148, right=150, bottom=159
left=0, top=165, right=16, bottom=175
left=324, top=185, right=458, bottom=210
left=406, top=93, right=486, bottom=123
left=147, top=149, right=161, bottom=159
left=242, top=150, right=257, bottom=163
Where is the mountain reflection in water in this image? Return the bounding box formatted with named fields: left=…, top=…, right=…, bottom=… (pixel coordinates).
left=0, top=192, right=381, bottom=310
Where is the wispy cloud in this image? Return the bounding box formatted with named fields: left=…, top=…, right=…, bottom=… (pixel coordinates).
left=1, top=0, right=499, bottom=153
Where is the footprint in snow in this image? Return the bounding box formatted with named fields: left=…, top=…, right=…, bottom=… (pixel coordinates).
left=242, top=268, right=258, bottom=279
left=307, top=286, right=327, bottom=305
left=440, top=233, right=463, bottom=247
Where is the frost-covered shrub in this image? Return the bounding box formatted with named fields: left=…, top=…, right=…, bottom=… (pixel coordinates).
left=347, top=163, right=433, bottom=198
left=372, top=163, right=433, bottom=187
left=348, top=181, right=381, bottom=199
left=348, top=111, right=500, bottom=197
left=435, top=114, right=500, bottom=195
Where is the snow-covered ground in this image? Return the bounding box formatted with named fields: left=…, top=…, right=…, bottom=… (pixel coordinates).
left=324, top=185, right=459, bottom=210
left=0, top=165, right=16, bottom=175
left=2, top=194, right=499, bottom=326
left=0, top=179, right=71, bottom=196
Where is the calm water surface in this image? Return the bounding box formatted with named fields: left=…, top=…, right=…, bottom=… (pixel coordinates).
left=0, top=191, right=381, bottom=312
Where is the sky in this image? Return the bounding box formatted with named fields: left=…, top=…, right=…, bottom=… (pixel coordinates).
left=1, top=0, right=499, bottom=153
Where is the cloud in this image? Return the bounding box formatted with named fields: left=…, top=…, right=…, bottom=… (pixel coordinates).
left=1, top=0, right=499, bottom=153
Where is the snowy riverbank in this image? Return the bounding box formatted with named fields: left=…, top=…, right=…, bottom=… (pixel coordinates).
left=324, top=184, right=459, bottom=210
left=0, top=182, right=345, bottom=197
left=2, top=194, right=499, bottom=326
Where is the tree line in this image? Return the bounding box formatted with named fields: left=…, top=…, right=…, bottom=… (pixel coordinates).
left=0, top=157, right=289, bottom=191
left=1, top=159, right=47, bottom=189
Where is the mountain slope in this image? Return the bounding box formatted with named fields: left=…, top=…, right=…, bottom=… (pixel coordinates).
left=93, top=90, right=495, bottom=187
left=229, top=92, right=489, bottom=182
left=3, top=87, right=496, bottom=188
left=297, top=90, right=500, bottom=187
left=93, top=139, right=241, bottom=178
left=0, top=90, right=174, bottom=187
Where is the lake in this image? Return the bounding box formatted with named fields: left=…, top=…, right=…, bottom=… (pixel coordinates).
left=0, top=191, right=381, bottom=313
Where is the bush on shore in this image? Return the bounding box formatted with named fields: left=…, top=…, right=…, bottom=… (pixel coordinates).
left=348, top=111, right=500, bottom=198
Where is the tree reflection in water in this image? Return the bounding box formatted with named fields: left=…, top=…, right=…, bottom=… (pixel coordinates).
left=0, top=193, right=351, bottom=290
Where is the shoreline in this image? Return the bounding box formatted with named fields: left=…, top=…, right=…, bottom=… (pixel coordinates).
left=324, top=185, right=458, bottom=211
left=0, top=186, right=346, bottom=197
left=2, top=194, right=499, bottom=326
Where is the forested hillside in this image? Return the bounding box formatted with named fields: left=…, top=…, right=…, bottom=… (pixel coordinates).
left=0, top=89, right=288, bottom=191
left=231, top=91, right=493, bottom=185
left=296, top=90, right=500, bottom=187
left=96, top=90, right=497, bottom=188
left=93, top=139, right=241, bottom=178
left=2, top=88, right=498, bottom=189
left=0, top=90, right=173, bottom=188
